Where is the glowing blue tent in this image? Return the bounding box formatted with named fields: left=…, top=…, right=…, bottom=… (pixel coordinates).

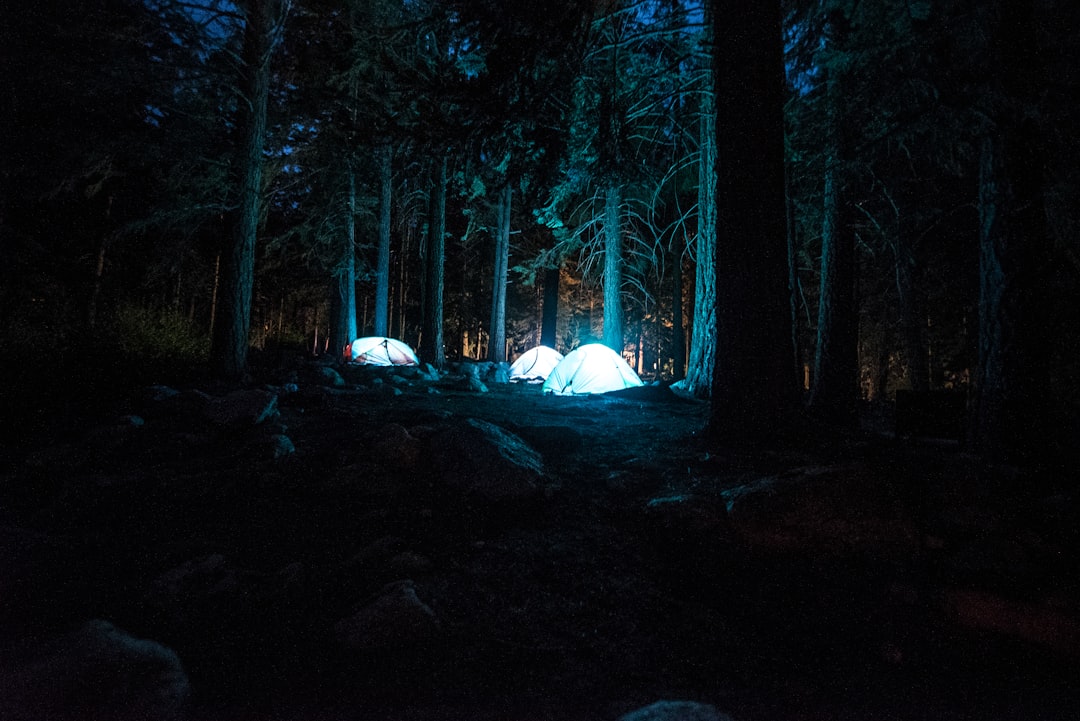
left=509, top=345, right=564, bottom=382
left=542, top=343, right=644, bottom=395
left=346, top=337, right=420, bottom=366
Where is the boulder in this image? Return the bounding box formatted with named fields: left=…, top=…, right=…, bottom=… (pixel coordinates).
left=426, top=418, right=545, bottom=509
left=203, top=389, right=279, bottom=430
left=334, top=579, right=441, bottom=651
left=0, top=619, right=189, bottom=721
left=617, top=700, right=731, bottom=721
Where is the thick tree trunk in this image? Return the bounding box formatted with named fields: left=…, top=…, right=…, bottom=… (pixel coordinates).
left=329, top=168, right=358, bottom=358
left=808, top=58, right=859, bottom=425
left=540, top=265, right=560, bottom=349
left=708, top=0, right=796, bottom=441
left=374, top=144, right=392, bottom=337
left=421, top=157, right=447, bottom=369
left=210, top=0, right=279, bottom=380
left=601, top=184, right=624, bottom=353
left=683, top=88, right=717, bottom=398
left=488, top=183, right=511, bottom=363
left=971, top=0, right=1047, bottom=464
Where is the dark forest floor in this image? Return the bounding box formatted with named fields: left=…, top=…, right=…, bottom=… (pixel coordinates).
left=1, top=358, right=1078, bottom=721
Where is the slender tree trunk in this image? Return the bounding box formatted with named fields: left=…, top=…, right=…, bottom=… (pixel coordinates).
left=541, top=265, right=560, bottom=349
left=330, top=167, right=358, bottom=358
left=684, top=85, right=717, bottom=397
left=601, top=184, right=624, bottom=353
left=488, top=183, right=511, bottom=363
left=671, top=241, right=685, bottom=380
left=208, top=251, right=221, bottom=340
left=374, top=144, right=392, bottom=337
left=210, top=0, right=282, bottom=380
left=895, top=229, right=929, bottom=391
left=421, top=157, right=447, bottom=369
left=708, top=0, right=796, bottom=440
left=808, top=52, right=859, bottom=425
left=87, top=238, right=108, bottom=329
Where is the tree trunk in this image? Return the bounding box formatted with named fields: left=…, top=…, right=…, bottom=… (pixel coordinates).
left=488, top=183, right=511, bottom=363
left=420, top=157, right=447, bottom=369
left=540, top=265, right=560, bottom=349
left=330, top=167, right=358, bottom=358
left=210, top=0, right=281, bottom=380
left=971, top=0, right=1048, bottom=464
left=683, top=84, right=717, bottom=398
left=374, top=144, right=392, bottom=337
left=808, top=53, right=859, bottom=426
left=671, top=240, right=685, bottom=380
left=895, top=230, right=929, bottom=391
left=601, top=183, right=624, bottom=353
left=708, top=0, right=796, bottom=441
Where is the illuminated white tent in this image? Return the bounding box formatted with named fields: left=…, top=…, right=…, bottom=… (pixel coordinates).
left=509, top=345, right=564, bottom=382
left=346, top=337, right=420, bottom=366
left=542, top=343, right=644, bottom=396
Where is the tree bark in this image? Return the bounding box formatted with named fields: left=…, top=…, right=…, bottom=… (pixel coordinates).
left=683, top=85, right=717, bottom=398
left=210, top=0, right=282, bottom=380
left=671, top=240, right=685, bottom=380
left=708, top=0, right=797, bottom=441
left=421, top=157, right=447, bottom=369
left=808, top=46, right=859, bottom=426
left=374, top=144, right=392, bottom=337
left=601, top=183, right=624, bottom=353
left=488, top=183, right=511, bottom=363
left=895, top=228, right=929, bottom=391
left=971, top=0, right=1048, bottom=464
left=329, top=167, right=358, bottom=358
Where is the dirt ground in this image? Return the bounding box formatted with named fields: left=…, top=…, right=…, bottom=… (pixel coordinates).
left=1, top=367, right=1078, bottom=721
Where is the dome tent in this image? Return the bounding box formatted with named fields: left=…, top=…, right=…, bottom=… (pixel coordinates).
left=346, top=337, right=420, bottom=366
left=509, top=345, right=564, bottom=382
left=542, top=343, right=644, bottom=396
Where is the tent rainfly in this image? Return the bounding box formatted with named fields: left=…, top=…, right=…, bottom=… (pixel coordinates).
left=542, top=343, right=644, bottom=395
left=509, top=345, right=564, bottom=382
left=346, top=337, right=420, bottom=366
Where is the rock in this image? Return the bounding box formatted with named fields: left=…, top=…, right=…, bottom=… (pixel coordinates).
left=146, top=553, right=240, bottom=626
left=461, top=363, right=488, bottom=393
left=617, top=700, right=731, bottom=721
left=0, top=619, right=189, bottom=721
left=369, top=423, right=420, bottom=469
left=317, top=366, right=346, bottom=387
left=267, top=433, right=295, bottom=459
left=203, top=389, right=279, bottom=429
left=334, top=579, right=441, bottom=651
left=426, top=418, right=545, bottom=509
left=490, top=362, right=511, bottom=384
left=720, top=465, right=918, bottom=554
left=144, top=384, right=180, bottom=402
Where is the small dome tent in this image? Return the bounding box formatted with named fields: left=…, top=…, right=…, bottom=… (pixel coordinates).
left=346, top=337, right=420, bottom=366
left=509, top=345, right=564, bottom=382
left=542, top=343, right=644, bottom=396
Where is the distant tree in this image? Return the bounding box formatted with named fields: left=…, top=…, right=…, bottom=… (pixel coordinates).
left=708, top=0, right=797, bottom=440
left=374, top=144, right=393, bottom=337
left=421, top=157, right=448, bottom=368
left=488, top=183, right=512, bottom=362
